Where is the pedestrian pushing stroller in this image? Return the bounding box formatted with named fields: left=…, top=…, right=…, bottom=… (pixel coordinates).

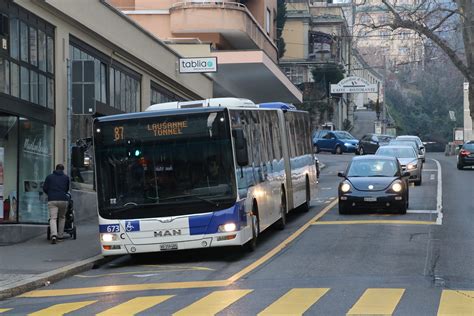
left=47, top=194, right=77, bottom=240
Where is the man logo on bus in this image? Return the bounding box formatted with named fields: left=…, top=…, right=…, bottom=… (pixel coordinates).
left=154, top=229, right=182, bottom=237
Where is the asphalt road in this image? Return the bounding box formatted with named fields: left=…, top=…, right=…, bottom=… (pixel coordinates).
left=1, top=153, right=473, bottom=315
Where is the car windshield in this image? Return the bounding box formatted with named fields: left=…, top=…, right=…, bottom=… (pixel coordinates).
left=335, top=131, right=355, bottom=139
left=347, top=159, right=398, bottom=177
left=379, top=136, right=393, bottom=142
left=376, top=147, right=416, bottom=158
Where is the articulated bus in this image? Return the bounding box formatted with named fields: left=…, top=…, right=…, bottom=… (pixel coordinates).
left=92, top=98, right=317, bottom=256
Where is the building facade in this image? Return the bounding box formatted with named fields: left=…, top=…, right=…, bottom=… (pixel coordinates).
left=0, top=0, right=212, bottom=242
left=108, top=0, right=303, bottom=104
left=353, top=0, right=425, bottom=71
left=280, top=0, right=352, bottom=129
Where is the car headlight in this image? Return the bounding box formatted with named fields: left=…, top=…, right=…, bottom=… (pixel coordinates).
left=391, top=182, right=402, bottom=192
left=340, top=182, right=351, bottom=193
left=407, top=163, right=417, bottom=170
left=344, top=143, right=353, bottom=147
left=218, top=223, right=237, bottom=232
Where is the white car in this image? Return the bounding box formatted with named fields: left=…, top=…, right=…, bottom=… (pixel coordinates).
left=395, top=135, right=425, bottom=163
left=376, top=145, right=423, bottom=186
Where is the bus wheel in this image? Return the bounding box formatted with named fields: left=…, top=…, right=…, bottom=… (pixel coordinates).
left=302, top=177, right=311, bottom=212
left=276, top=192, right=287, bottom=230
left=245, top=214, right=259, bottom=252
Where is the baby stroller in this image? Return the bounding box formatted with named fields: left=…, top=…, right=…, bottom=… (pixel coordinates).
left=47, top=194, right=77, bottom=240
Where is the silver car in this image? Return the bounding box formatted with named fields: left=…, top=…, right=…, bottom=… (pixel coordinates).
left=396, top=135, right=426, bottom=163
left=376, top=145, right=423, bottom=186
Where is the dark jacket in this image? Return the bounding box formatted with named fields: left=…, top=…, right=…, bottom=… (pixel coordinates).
left=43, top=170, right=70, bottom=201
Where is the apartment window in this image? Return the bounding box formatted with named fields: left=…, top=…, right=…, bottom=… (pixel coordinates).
left=266, top=8, right=271, bottom=35
left=109, top=66, right=141, bottom=112
left=20, top=66, right=29, bottom=101
left=38, top=30, right=46, bottom=71
left=0, top=58, right=9, bottom=94
left=379, top=30, right=389, bottom=39
left=9, top=19, right=19, bottom=59
left=70, top=44, right=107, bottom=107
left=399, top=47, right=409, bottom=55
left=29, top=26, right=37, bottom=67
left=20, top=21, right=28, bottom=62
left=150, top=82, right=183, bottom=105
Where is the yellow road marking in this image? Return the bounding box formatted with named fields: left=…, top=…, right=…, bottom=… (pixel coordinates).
left=258, top=288, right=330, bottom=316
left=437, top=290, right=474, bottom=315
left=227, top=199, right=338, bottom=283
left=28, top=300, right=96, bottom=316
left=313, top=220, right=435, bottom=225
left=76, top=267, right=213, bottom=278
left=97, top=295, right=174, bottom=316
left=0, top=309, right=12, bottom=313
left=347, top=288, right=405, bottom=315
left=21, top=199, right=338, bottom=298
left=173, top=289, right=252, bottom=316
left=20, top=280, right=231, bottom=298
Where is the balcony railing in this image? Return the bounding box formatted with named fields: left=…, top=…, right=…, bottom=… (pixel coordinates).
left=170, top=1, right=278, bottom=62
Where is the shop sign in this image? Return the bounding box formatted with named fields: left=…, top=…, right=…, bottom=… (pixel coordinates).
left=331, top=76, right=378, bottom=93
left=179, top=57, right=217, bottom=73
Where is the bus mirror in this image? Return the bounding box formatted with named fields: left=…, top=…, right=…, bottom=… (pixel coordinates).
left=233, top=129, right=249, bottom=166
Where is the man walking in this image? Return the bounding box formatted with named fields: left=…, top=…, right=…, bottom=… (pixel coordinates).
left=43, top=164, right=70, bottom=244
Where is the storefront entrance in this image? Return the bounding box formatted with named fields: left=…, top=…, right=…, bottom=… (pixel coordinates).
left=0, top=114, right=53, bottom=224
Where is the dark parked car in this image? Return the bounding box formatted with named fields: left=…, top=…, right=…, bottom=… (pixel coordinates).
left=337, top=155, right=410, bottom=215
left=457, top=141, right=474, bottom=170
left=356, top=134, right=394, bottom=155
left=313, top=130, right=359, bottom=154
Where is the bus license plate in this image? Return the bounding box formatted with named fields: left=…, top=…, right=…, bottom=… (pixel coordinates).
left=160, top=243, right=178, bottom=251
left=364, top=197, right=377, bottom=202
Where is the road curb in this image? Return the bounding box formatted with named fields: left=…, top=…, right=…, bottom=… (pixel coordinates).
left=0, top=254, right=111, bottom=300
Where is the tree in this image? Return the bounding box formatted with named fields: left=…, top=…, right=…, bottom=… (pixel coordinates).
left=276, top=0, right=287, bottom=58
left=357, top=0, right=474, bottom=120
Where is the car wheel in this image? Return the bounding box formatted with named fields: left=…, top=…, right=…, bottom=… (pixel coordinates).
left=244, top=214, right=259, bottom=252
left=275, top=193, right=287, bottom=230
left=335, top=145, right=343, bottom=155
left=457, top=163, right=464, bottom=170
left=338, top=203, right=349, bottom=215
left=359, top=146, right=364, bottom=155
left=399, top=202, right=407, bottom=215
left=314, top=144, right=320, bottom=153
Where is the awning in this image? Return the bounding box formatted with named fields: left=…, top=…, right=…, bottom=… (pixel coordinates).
left=209, top=51, right=303, bottom=104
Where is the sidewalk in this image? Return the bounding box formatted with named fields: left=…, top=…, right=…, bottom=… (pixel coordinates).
left=0, top=218, right=103, bottom=300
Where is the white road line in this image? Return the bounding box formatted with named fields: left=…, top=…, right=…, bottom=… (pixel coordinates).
left=430, top=174, right=435, bottom=181
left=422, top=169, right=438, bottom=172
left=430, top=158, right=443, bottom=225
left=407, top=210, right=438, bottom=214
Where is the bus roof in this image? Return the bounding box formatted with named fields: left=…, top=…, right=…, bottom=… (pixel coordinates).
left=258, top=102, right=296, bottom=110
left=146, top=97, right=257, bottom=111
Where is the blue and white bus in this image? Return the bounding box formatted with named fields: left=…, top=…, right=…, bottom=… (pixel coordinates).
left=92, top=98, right=317, bottom=256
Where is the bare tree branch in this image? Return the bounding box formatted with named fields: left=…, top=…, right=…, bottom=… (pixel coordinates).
left=430, top=10, right=457, bottom=32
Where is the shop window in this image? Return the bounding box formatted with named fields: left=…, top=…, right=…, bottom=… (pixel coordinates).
left=0, top=116, right=18, bottom=223
left=29, top=27, right=37, bottom=67
left=47, top=77, right=54, bottom=109
left=20, top=66, right=29, bottom=101
left=110, top=66, right=140, bottom=112
left=20, top=21, right=28, bottom=63
left=18, top=119, right=53, bottom=224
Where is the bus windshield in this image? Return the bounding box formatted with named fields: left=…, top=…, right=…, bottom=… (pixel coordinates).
left=94, top=110, right=236, bottom=219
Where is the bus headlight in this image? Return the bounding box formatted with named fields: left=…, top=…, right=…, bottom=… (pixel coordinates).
left=391, top=182, right=403, bottom=193
left=218, top=223, right=237, bottom=232
left=101, top=233, right=118, bottom=242
left=340, top=182, right=351, bottom=193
